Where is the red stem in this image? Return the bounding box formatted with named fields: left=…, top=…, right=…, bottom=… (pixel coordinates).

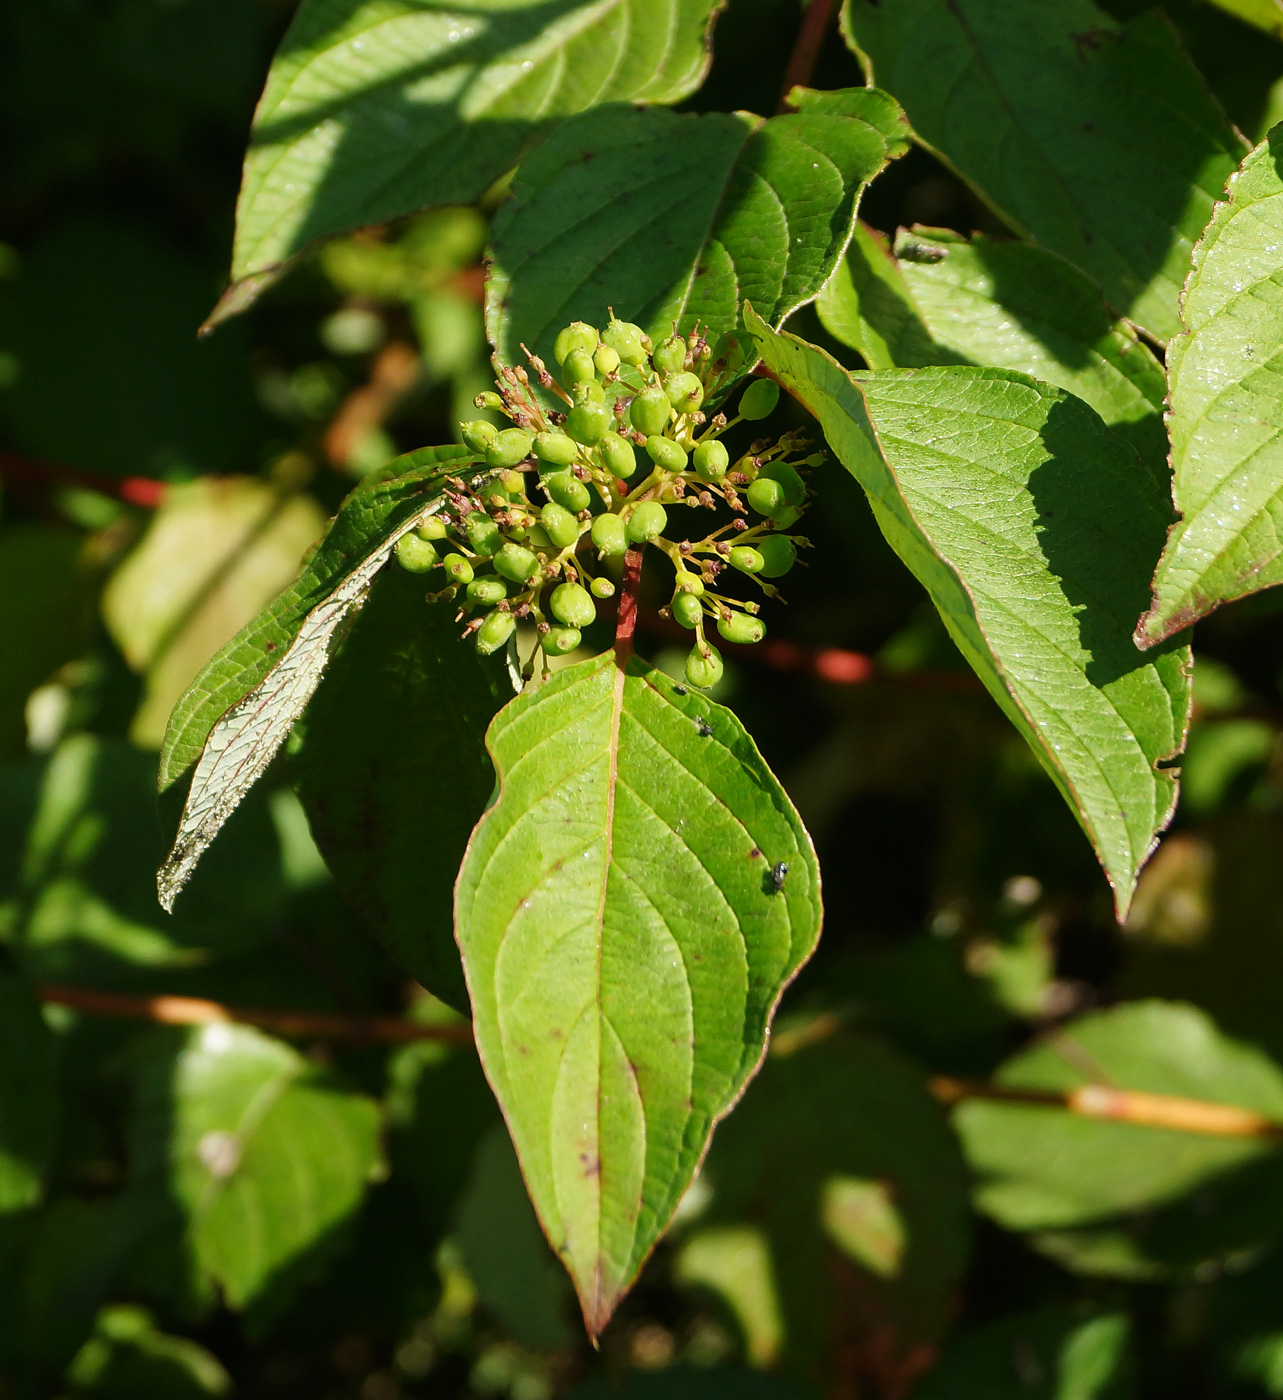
left=778, top=0, right=839, bottom=113
left=615, top=545, right=645, bottom=663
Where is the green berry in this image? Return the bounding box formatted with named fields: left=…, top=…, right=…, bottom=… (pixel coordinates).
left=654, top=335, right=688, bottom=375
left=550, top=581, right=596, bottom=628
left=693, top=439, right=730, bottom=482
left=710, top=333, right=747, bottom=375
left=465, top=512, right=502, bottom=557
left=759, top=462, right=806, bottom=507
left=590, top=576, right=616, bottom=599
left=645, top=435, right=687, bottom=472
left=739, top=379, right=780, bottom=421
left=770, top=505, right=803, bottom=529
left=544, top=471, right=592, bottom=513
left=526, top=524, right=553, bottom=550
left=553, top=322, right=597, bottom=364
left=675, top=572, right=704, bottom=596
left=594, top=344, right=621, bottom=376
left=672, top=591, right=704, bottom=629
left=461, top=419, right=499, bottom=453
left=541, top=625, right=581, bottom=655
left=597, top=433, right=637, bottom=480
left=395, top=534, right=439, bottom=573
left=685, top=642, right=724, bottom=690
left=729, top=545, right=764, bottom=574
left=540, top=502, right=581, bottom=549
left=626, top=500, right=668, bottom=544
left=717, top=610, right=766, bottom=645
left=498, top=469, right=527, bottom=499
left=467, top=576, right=508, bottom=605
left=442, top=553, right=474, bottom=585
left=534, top=431, right=578, bottom=466
left=475, top=390, right=506, bottom=411
left=485, top=427, right=534, bottom=468
left=475, top=609, right=516, bottom=655
left=494, top=542, right=539, bottom=583
left=747, top=477, right=785, bottom=516
left=415, top=516, right=448, bottom=541
left=664, top=371, right=704, bottom=413
left=571, top=378, right=606, bottom=405
left=603, top=318, right=649, bottom=366
left=756, top=534, right=797, bottom=578
left=566, top=401, right=613, bottom=445
left=562, top=347, right=597, bottom=383
left=630, top=388, right=670, bottom=437
left=591, top=513, right=628, bottom=557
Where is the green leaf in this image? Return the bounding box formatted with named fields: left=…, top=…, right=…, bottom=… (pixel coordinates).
left=954, top=1001, right=1283, bottom=1277
left=155, top=446, right=489, bottom=911
left=840, top=0, right=1246, bottom=342
left=1138, top=129, right=1283, bottom=645
left=222, top=0, right=726, bottom=315
left=1206, top=0, right=1283, bottom=40
left=750, top=311, right=1190, bottom=916
left=291, top=563, right=508, bottom=1010
left=914, top=1308, right=1130, bottom=1400
left=103, top=477, right=327, bottom=748
left=817, top=223, right=1168, bottom=472
left=130, top=1023, right=382, bottom=1313
left=455, top=649, right=821, bottom=1334
left=0, top=975, right=55, bottom=1221
left=456, top=1124, right=574, bottom=1349
left=697, top=1030, right=970, bottom=1380
left=487, top=87, right=908, bottom=373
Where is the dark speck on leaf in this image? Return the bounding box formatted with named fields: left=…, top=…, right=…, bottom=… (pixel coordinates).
left=695, top=717, right=713, bottom=737
left=265, top=641, right=276, bottom=651
left=749, top=847, right=761, bottom=859
left=673, top=685, right=687, bottom=696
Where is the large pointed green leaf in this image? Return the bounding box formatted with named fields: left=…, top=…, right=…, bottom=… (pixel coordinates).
left=749, top=310, right=1189, bottom=915
left=155, top=446, right=487, bottom=910
left=222, top=0, right=725, bottom=315
left=130, top=1024, right=382, bottom=1313
left=455, top=649, right=821, bottom=1335
left=1138, top=129, right=1283, bottom=646
left=291, top=563, right=508, bottom=1010
left=486, top=87, right=908, bottom=371
left=817, top=222, right=1168, bottom=472
left=840, top=0, right=1246, bottom=342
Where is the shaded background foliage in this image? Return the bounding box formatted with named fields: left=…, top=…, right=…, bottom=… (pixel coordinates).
left=6, top=1, right=1283, bottom=1398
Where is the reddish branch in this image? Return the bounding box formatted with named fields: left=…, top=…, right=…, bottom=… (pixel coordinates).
left=37, top=983, right=473, bottom=1046
left=615, top=545, right=645, bottom=663
left=323, top=340, right=421, bottom=470
left=778, top=0, right=840, bottom=112
left=0, top=450, right=166, bottom=508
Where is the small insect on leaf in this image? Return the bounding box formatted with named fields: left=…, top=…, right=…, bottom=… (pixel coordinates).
left=695, top=717, right=714, bottom=737
left=771, top=861, right=789, bottom=894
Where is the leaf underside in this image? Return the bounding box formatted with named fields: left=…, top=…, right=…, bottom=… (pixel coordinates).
left=292, top=564, right=509, bottom=1010
left=455, top=649, right=821, bottom=1334
left=817, top=222, right=1168, bottom=474
left=222, top=0, right=727, bottom=317
left=840, top=0, right=1246, bottom=342
left=155, top=446, right=483, bottom=912
left=750, top=310, right=1189, bottom=916
left=486, top=86, right=909, bottom=372
left=1138, top=127, right=1283, bottom=645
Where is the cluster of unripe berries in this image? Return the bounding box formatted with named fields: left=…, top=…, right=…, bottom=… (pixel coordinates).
left=394, top=312, right=817, bottom=689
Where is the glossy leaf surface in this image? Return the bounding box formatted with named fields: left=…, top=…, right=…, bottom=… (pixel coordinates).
left=455, top=649, right=821, bottom=1334
left=225, top=0, right=726, bottom=310
left=818, top=223, right=1168, bottom=471
left=1138, top=129, right=1283, bottom=645
left=841, top=0, right=1245, bottom=341
left=131, top=1024, right=381, bottom=1310
left=292, top=564, right=508, bottom=1010
left=751, top=312, right=1189, bottom=914
left=487, top=87, right=908, bottom=372
left=155, top=446, right=482, bottom=910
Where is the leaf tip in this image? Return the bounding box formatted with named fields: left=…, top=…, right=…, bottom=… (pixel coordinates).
left=200, top=265, right=287, bottom=334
